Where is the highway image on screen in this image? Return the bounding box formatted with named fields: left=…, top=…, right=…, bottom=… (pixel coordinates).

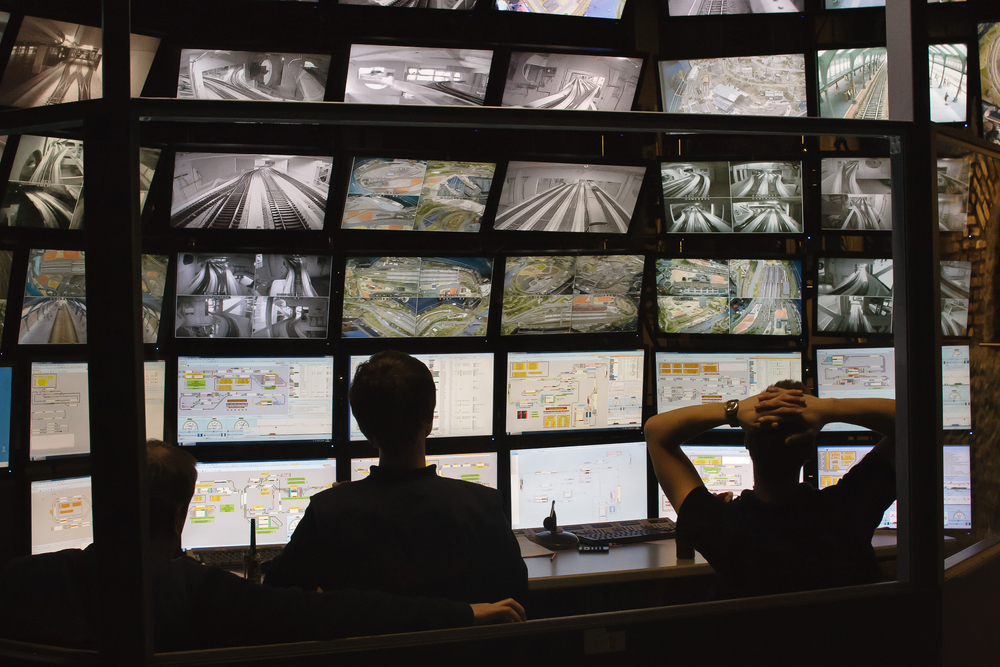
left=506, top=350, right=643, bottom=435
left=1, top=135, right=83, bottom=229
left=345, top=45, right=491, bottom=106
left=816, top=347, right=894, bottom=431
left=496, top=0, right=626, bottom=18
left=142, top=254, right=168, bottom=344
left=818, top=48, right=887, bottom=120
left=177, top=357, right=334, bottom=445
left=821, top=157, right=892, bottom=230
left=494, top=162, right=645, bottom=233
left=0, top=17, right=101, bottom=107
left=816, top=258, right=893, bottom=334
left=661, top=161, right=803, bottom=233
left=30, top=361, right=91, bottom=460
left=668, top=0, right=803, bottom=14
left=351, top=452, right=498, bottom=488
left=502, top=255, right=644, bottom=334
left=659, top=445, right=754, bottom=520
left=941, top=261, right=971, bottom=336
left=937, top=156, right=971, bottom=232
left=177, top=50, right=329, bottom=101
left=171, top=152, right=332, bottom=230
left=509, top=442, right=646, bottom=529
left=19, top=249, right=87, bottom=344
left=501, top=53, right=641, bottom=111
left=31, top=476, right=93, bottom=555
left=341, top=158, right=494, bottom=232
left=175, top=253, right=332, bottom=339
left=660, top=55, right=807, bottom=117
left=343, top=257, right=492, bottom=337
left=349, top=352, right=493, bottom=440
left=942, top=345, right=971, bottom=430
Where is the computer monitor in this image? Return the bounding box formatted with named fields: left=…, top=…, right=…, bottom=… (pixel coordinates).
left=816, top=258, right=893, bottom=334
left=816, top=445, right=971, bottom=530
left=818, top=48, right=888, bottom=120
left=139, top=147, right=161, bottom=214
left=344, top=45, right=493, bottom=106
left=145, top=361, right=165, bottom=441
left=342, top=257, right=493, bottom=337
left=667, top=0, right=802, bottom=14
left=176, top=50, right=331, bottom=102
left=942, top=344, right=971, bottom=430
left=19, top=249, right=87, bottom=343
left=493, top=162, right=645, bottom=233
left=30, top=362, right=90, bottom=460
left=941, top=261, right=970, bottom=336
left=0, top=367, right=10, bottom=468
left=3, top=137, right=84, bottom=228
left=509, top=441, right=647, bottom=529
left=654, top=351, right=802, bottom=429
left=350, top=452, right=499, bottom=488
left=30, top=476, right=93, bottom=554
left=937, top=156, right=971, bottom=232
left=658, top=444, right=754, bottom=520
left=348, top=352, right=493, bottom=440
left=495, top=0, right=627, bottom=19
left=141, top=254, right=168, bottom=344
left=820, top=158, right=892, bottom=231
left=660, top=56, right=807, bottom=117
left=501, top=255, right=645, bottom=334
left=342, top=0, right=477, bottom=7
left=176, top=356, right=334, bottom=446
left=501, top=53, right=642, bottom=112
left=505, top=349, right=643, bottom=435
left=815, top=346, right=894, bottom=431
left=182, top=459, right=337, bottom=551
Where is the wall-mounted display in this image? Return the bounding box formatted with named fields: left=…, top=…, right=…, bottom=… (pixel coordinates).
left=0, top=251, right=10, bottom=345
left=342, top=0, right=477, bottom=6
left=941, top=261, right=970, bottom=336
left=0, top=17, right=102, bottom=107
left=141, top=255, right=169, bottom=344
left=816, top=257, right=893, bottom=334
left=177, top=50, right=330, bottom=101
left=937, top=156, right=971, bottom=232
left=501, top=53, right=641, bottom=111
left=495, top=0, right=627, bottom=19
left=817, top=48, right=887, bottom=120
left=345, top=45, right=492, bottom=106
left=139, top=148, right=161, bottom=214
left=820, top=157, right=892, bottom=230
left=19, top=250, right=87, bottom=344
left=979, top=23, right=1000, bottom=145
left=659, top=55, right=807, bottom=117
left=942, top=345, right=971, bottom=431
left=929, top=44, right=967, bottom=124
left=1, top=136, right=84, bottom=229
left=667, top=0, right=803, bottom=14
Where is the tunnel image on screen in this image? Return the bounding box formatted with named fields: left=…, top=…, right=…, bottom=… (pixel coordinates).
left=341, top=158, right=495, bottom=232
left=343, top=257, right=492, bottom=337
left=937, top=156, right=971, bottom=232
left=495, top=162, right=645, bottom=233
left=19, top=249, right=87, bottom=345
left=818, top=48, right=887, bottom=120
left=501, top=53, right=641, bottom=111
left=0, top=135, right=83, bottom=230
left=495, top=0, right=627, bottom=19
left=345, top=45, right=492, bottom=106
left=816, top=258, right=893, bottom=334
left=171, top=152, right=332, bottom=230
left=660, top=55, right=806, bottom=117
left=175, top=253, right=332, bottom=339
left=820, top=158, right=892, bottom=230
left=941, top=261, right=971, bottom=337
left=139, top=147, right=161, bottom=214
left=667, top=0, right=803, bottom=14
left=0, top=17, right=102, bottom=107
left=177, top=50, right=330, bottom=102
left=142, top=254, right=169, bottom=344
left=342, top=0, right=478, bottom=7
left=502, top=255, right=644, bottom=334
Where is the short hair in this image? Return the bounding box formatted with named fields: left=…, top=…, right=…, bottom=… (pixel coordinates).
left=745, top=379, right=813, bottom=466
left=146, top=439, right=197, bottom=535
left=349, top=350, right=436, bottom=449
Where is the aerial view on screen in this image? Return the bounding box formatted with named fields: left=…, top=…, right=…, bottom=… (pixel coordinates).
left=342, top=0, right=477, bottom=6
left=345, top=45, right=492, bottom=106
left=343, top=256, right=492, bottom=337
left=816, top=258, right=893, bottom=333
left=0, top=17, right=101, bottom=107
left=820, top=157, right=891, bottom=230
left=660, top=55, right=806, bottom=117
left=656, top=258, right=801, bottom=335
left=177, top=50, right=330, bottom=101
left=668, top=0, right=803, bottom=14
left=502, top=53, right=641, bottom=111
left=818, top=48, right=887, bottom=120
left=171, top=152, right=331, bottom=230
left=661, top=161, right=802, bottom=233
left=941, top=261, right=971, bottom=336
left=929, top=44, right=967, bottom=123
left=0, top=251, right=10, bottom=344
left=981, top=23, right=1000, bottom=145
left=502, top=255, right=644, bottom=334
left=175, top=253, right=332, bottom=339
left=342, top=158, right=494, bottom=231
left=937, top=156, right=971, bottom=232
left=20, top=250, right=87, bottom=344
left=1, top=135, right=83, bottom=229
left=494, top=162, right=645, bottom=233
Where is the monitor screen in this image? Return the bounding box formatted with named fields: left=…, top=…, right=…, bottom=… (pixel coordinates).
left=941, top=261, right=970, bottom=336
left=495, top=0, right=627, bottom=19
left=824, top=1, right=885, bottom=7
left=174, top=253, right=332, bottom=339
left=142, top=254, right=168, bottom=344
left=937, top=156, right=971, bottom=233
left=661, top=161, right=803, bottom=234
left=349, top=352, right=493, bottom=440
left=342, top=159, right=495, bottom=232
left=31, top=476, right=93, bottom=554
left=170, top=152, right=332, bottom=230
left=505, top=349, right=643, bottom=435
left=176, top=356, right=334, bottom=446
left=30, top=361, right=90, bottom=460
left=138, top=147, right=161, bottom=214
left=19, top=249, right=87, bottom=344
left=494, top=162, right=645, bottom=233
left=345, top=45, right=492, bottom=106
left=655, top=258, right=802, bottom=335
left=509, top=441, right=647, bottom=529
left=660, top=55, right=807, bottom=117
left=982, top=23, right=1000, bottom=141
left=0, top=250, right=11, bottom=344
left=667, top=0, right=803, bottom=14
left=145, top=361, right=166, bottom=441
left=501, top=53, right=641, bottom=111
left=820, top=157, right=892, bottom=231
left=817, top=445, right=971, bottom=530
left=0, top=367, right=10, bottom=468
left=342, top=257, right=492, bottom=337
left=816, top=258, right=893, bottom=334
left=818, top=48, right=887, bottom=120
left=501, top=255, right=644, bottom=334
left=177, top=50, right=330, bottom=102
left=657, top=444, right=754, bottom=520
left=2, top=136, right=83, bottom=230
left=182, top=459, right=337, bottom=550
left=942, top=344, right=971, bottom=430
left=929, top=45, right=967, bottom=123
left=815, top=346, right=894, bottom=431
left=654, top=351, right=802, bottom=429
left=342, top=0, right=478, bottom=8
left=350, top=452, right=499, bottom=487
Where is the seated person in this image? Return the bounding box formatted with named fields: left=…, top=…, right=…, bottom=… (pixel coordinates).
left=0, top=440, right=525, bottom=652
left=645, top=381, right=896, bottom=600
left=266, top=350, right=528, bottom=604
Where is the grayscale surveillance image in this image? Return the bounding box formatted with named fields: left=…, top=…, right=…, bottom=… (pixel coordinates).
left=141, top=254, right=168, bottom=344
left=817, top=257, right=893, bottom=333
left=501, top=53, right=641, bottom=111
left=941, top=260, right=971, bottom=337
left=660, top=55, right=807, bottom=117
left=929, top=44, right=967, bottom=123
left=341, top=0, right=477, bottom=7
left=668, top=0, right=804, bottom=15
left=177, top=50, right=330, bottom=101
left=0, top=17, right=102, bottom=107
left=937, top=156, right=971, bottom=232
left=818, top=48, right=887, bottom=120
left=139, top=147, right=161, bottom=214
left=19, top=249, right=87, bottom=344
left=345, top=45, right=492, bottom=106
left=494, top=162, right=645, bottom=233
left=1, top=135, right=84, bottom=229
left=171, top=152, right=331, bottom=230
left=820, top=157, right=891, bottom=230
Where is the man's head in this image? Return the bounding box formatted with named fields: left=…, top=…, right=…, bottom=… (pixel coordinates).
left=146, top=439, right=197, bottom=539
left=349, top=350, right=436, bottom=451
left=744, top=379, right=815, bottom=474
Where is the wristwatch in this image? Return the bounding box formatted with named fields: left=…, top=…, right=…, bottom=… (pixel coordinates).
left=724, top=399, right=740, bottom=427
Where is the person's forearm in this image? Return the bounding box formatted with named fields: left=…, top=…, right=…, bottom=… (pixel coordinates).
left=645, top=402, right=729, bottom=451
left=820, top=397, right=895, bottom=434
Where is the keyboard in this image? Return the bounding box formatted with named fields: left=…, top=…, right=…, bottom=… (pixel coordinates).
left=569, top=518, right=676, bottom=546
left=193, top=546, right=285, bottom=568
